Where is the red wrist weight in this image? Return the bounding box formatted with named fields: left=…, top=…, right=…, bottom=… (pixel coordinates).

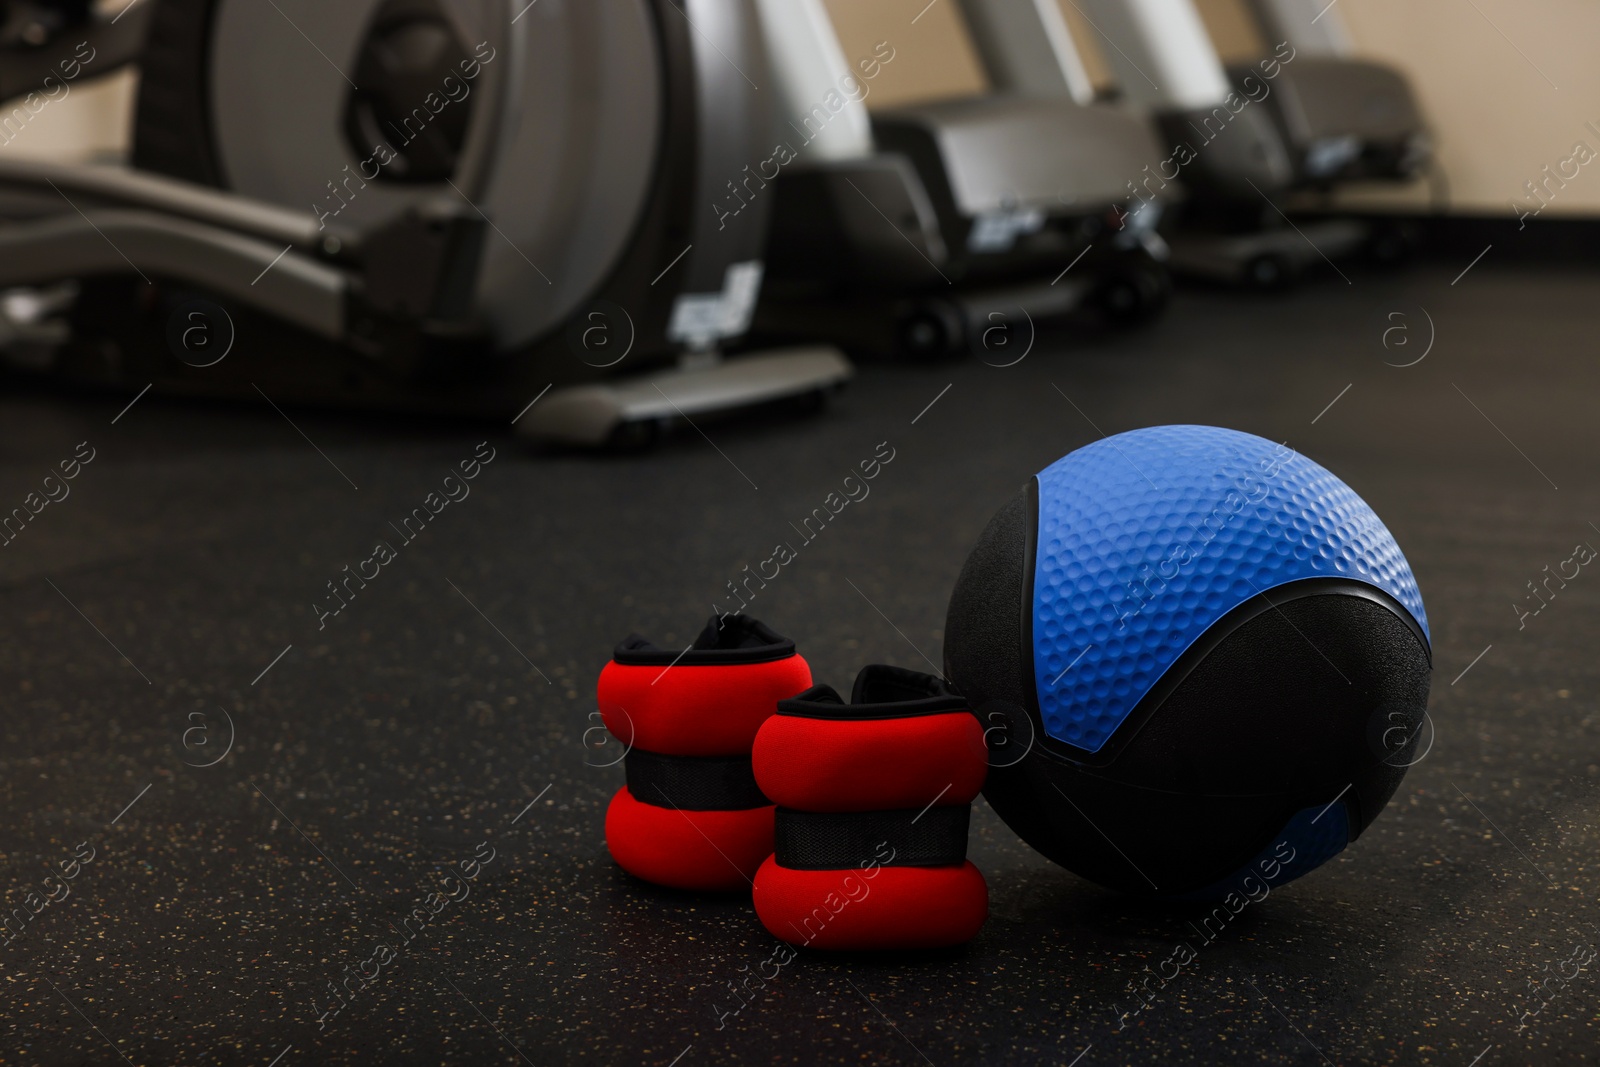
left=599, top=615, right=812, bottom=892
left=755, top=708, right=988, bottom=812
left=751, top=666, right=989, bottom=950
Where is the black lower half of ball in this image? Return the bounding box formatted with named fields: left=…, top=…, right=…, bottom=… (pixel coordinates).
left=944, top=485, right=1433, bottom=897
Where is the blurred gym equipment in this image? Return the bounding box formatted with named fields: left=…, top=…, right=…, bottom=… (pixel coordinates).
left=1238, top=0, right=1431, bottom=186
left=749, top=0, right=1172, bottom=361
left=0, top=0, right=851, bottom=447
left=965, top=0, right=1430, bottom=289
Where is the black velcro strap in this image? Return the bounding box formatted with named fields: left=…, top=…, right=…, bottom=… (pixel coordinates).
left=773, top=806, right=970, bottom=870
left=624, top=748, right=769, bottom=811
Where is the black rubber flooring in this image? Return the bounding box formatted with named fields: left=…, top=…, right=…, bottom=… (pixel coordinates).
left=2, top=262, right=1598, bottom=1065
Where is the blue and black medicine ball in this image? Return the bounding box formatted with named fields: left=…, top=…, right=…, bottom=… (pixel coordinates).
left=944, top=425, right=1432, bottom=898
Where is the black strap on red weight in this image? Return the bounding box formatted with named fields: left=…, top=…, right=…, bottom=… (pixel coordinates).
left=773, top=806, right=971, bottom=869
left=624, top=748, right=769, bottom=811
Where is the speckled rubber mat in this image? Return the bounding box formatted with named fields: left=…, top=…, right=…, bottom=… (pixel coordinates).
left=2, top=264, right=1597, bottom=1065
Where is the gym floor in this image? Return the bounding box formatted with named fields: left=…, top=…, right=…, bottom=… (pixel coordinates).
left=2, top=262, right=1597, bottom=1065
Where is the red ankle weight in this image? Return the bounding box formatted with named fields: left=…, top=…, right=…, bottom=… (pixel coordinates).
left=751, top=666, right=988, bottom=950
left=599, top=615, right=811, bottom=891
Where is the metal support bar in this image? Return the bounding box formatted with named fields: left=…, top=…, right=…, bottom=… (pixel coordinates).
left=0, top=158, right=356, bottom=253
left=0, top=209, right=349, bottom=338
left=520, top=346, right=853, bottom=447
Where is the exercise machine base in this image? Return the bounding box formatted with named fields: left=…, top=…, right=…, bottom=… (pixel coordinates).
left=517, top=347, right=854, bottom=449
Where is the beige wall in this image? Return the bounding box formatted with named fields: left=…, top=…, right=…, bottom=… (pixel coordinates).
left=1338, top=0, right=1600, bottom=215
left=820, top=0, right=988, bottom=108
left=1191, top=0, right=1265, bottom=61
left=1056, top=3, right=1116, bottom=95
left=0, top=0, right=137, bottom=161
left=826, top=0, right=1600, bottom=216
left=0, top=69, right=134, bottom=163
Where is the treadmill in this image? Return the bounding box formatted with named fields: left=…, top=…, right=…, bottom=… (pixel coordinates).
left=749, top=0, right=1173, bottom=361
left=969, top=0, right=1430, bottom=289
left=1236, top=0, right=1431, bottom=189
left=0, top=0, right=852, bottom=447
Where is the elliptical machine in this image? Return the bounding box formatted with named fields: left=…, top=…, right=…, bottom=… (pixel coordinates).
left=0, top=0, right=851, bottom=446
left=964, top=0, right=1430, bottom=289
left=748, top=0, right=1173, bottom=361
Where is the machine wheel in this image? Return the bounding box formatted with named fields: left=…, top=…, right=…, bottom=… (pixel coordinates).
left=604, top=418, right=664, bottom=454
left=782, top=386, right=832, bottom=416
left=1096, top=265, right=1172, bottom=327
left=1366, top=222, right=1417, bottom=268
left=1243, top=253, right=1298, bottom=293
left=896, top=300, right=967, bottom=361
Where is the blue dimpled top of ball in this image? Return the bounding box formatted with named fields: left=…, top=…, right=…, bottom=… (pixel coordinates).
left=1031, top=425, right=1428, bottom=754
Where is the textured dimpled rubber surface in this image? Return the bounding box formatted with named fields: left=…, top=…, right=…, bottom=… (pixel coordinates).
left=1032, top=425, right=1429, bottom=753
